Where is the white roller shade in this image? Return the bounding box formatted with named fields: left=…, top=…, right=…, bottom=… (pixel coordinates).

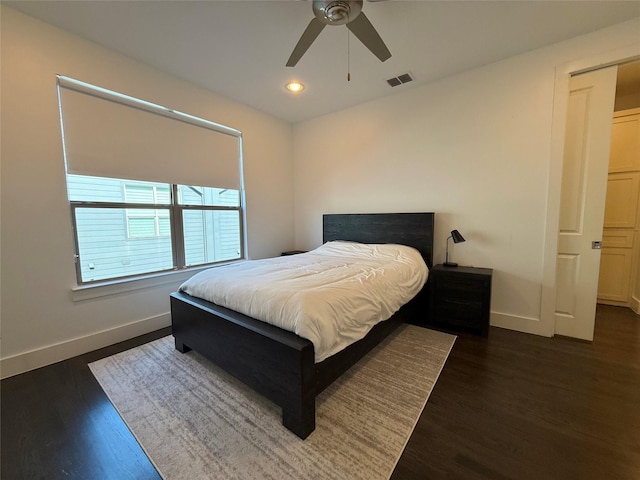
left=58, top=76, right=241, bottom=189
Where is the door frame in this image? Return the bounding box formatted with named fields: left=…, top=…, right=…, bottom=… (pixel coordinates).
left=540, top=44, right=640, bottom=338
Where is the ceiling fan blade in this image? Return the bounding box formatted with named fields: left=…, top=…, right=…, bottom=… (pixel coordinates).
left=286, top=18, right=326, bottom=67
left=346, top=11, right=391, bottom=62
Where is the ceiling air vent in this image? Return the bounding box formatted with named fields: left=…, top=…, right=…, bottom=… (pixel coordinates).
left=386, top=72, right=413, bottom=87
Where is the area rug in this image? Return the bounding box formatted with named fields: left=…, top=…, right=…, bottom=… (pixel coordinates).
left=89, top=324, right=455, bottom=480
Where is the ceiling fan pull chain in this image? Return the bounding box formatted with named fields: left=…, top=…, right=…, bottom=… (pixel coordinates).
left=347, top=27, right=351, bottom=81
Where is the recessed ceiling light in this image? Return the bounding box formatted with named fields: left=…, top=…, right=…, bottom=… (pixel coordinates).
left=286, top=82, right=305, bottom=93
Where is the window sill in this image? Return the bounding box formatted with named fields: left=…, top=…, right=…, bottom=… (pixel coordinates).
left=70, top=262, right=243, bottom=302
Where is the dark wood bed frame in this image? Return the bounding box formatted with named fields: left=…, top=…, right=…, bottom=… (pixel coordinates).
left=171, top=212, right=435, bottom=439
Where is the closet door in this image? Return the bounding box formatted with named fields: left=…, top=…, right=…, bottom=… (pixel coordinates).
left=603, top=172, right=640, bottom=229
left=598, top=108, right=640, bottom=306
left=598, top=230, right=634, bottom=303
left=609, top=108, right=640, bottom=172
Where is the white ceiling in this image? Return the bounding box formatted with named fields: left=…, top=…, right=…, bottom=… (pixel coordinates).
left=6, top=1, right=640, bottom=123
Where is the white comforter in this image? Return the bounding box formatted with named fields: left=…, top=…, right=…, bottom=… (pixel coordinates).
left=179, top=241, right=428, bottom=362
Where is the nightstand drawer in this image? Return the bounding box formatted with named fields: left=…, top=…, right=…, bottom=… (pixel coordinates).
left=434, top=298, right=485, bottom=329
left=436, top=277, right=485, bottom=302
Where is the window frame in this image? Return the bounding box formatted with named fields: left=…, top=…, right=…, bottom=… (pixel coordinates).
left=69, top=184, right=243, bottom=285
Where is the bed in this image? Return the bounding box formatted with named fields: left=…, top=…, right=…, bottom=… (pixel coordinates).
left=170, top=212, right=435, bottom=439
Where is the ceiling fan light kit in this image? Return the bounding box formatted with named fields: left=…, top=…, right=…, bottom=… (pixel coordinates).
left=286, top=0, right=391, bottom=67
left=317, top=0, right=359, bottom=24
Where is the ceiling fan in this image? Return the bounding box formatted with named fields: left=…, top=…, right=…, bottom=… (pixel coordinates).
left=286, top=0, right=391, bottom=67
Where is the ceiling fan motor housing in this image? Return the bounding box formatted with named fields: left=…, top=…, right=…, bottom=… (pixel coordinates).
left=313, top=0, right=363, bottom=25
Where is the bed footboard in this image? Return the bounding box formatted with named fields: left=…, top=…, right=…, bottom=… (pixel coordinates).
left=170, top=292, right=317, bottom=439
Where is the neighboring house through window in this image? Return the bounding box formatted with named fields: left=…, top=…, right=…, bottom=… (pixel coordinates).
left=124, top=184, right=171, bottom=238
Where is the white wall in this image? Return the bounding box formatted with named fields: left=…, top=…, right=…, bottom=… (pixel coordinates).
left=293, top=17, right=640, bottom=334
left=0, top=7, right=294, bottom=377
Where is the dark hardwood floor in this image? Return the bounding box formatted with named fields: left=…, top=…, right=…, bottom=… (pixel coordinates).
left=1, top=329, right=170, bottom=480
left=2, top=305, right=638, bottom=479
left=393, top=304, right=640, bottom=480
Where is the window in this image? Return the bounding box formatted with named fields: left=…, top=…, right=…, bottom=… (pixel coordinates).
left=58, top=76, right=244, bottom=284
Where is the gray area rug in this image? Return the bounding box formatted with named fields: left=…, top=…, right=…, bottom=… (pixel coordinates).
left=89, top=324, right=455, bottom=480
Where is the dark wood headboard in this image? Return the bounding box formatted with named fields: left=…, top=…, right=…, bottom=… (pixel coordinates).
left=322, top=212, right=435, bottom=268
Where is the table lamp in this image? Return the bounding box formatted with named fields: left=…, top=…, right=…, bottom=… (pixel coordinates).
left=444, top=229, right=465, bottom=267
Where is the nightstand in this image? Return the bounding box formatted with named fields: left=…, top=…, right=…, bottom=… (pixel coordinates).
left=428, top=264, right=493, bottom=336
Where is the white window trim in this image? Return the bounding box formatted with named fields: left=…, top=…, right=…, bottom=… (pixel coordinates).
left=70, top=260, right=246, bottom=302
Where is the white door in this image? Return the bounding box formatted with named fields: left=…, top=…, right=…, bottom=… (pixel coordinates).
left=555, top=66, right=618, bottom=340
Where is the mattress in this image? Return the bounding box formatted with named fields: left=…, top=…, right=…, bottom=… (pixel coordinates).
left=179, top=241, right=428, bottom=362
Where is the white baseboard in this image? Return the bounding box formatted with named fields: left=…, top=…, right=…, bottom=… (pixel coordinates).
left=1, top=313, right=171, bottom=379
left=490, top=311, right=552, bottom=337
left=630, top=295, right=640, bottom=315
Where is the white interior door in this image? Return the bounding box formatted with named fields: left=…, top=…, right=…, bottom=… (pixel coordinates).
left=555, top=66, right=618, bottom=340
